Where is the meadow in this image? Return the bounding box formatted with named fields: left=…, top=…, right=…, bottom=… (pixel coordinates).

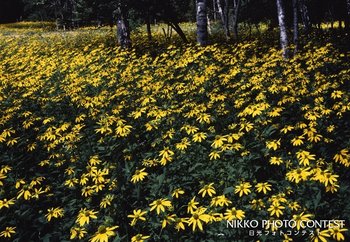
left=0, top=22, right=350, bottom=242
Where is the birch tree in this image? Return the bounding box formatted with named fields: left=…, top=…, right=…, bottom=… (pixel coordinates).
left=115, top=1, right=131, bottom=48
left=197, top=0, right=209, bottom=45
left=276, top=0, right=288, bottom=59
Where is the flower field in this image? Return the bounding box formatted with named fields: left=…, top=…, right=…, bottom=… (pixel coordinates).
left=0, top=24, right=350, bottom=242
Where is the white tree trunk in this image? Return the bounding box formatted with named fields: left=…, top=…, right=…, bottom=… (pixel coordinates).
left=276, top=0, right=289, bottom=59
left=116, top=2, right=132, bottom=48
left=197, top=0, right=209, bottom=45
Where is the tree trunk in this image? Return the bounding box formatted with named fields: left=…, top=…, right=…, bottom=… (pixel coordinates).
left=71, top=0, right=78, bottom=28
left=232, top=0, right=241, bottom=40
left=207, top=14, right=212, bottom=34
left=276, top=0, right=289, bottom=59
left=213, top=0, right=217, bottom=20
left=292, top=0, right=298, bottom=53
left=224, top=0, right=230, bottom=37
left=197, top=0, right=209, bottom=45
left=299, top=0, right=311, bottom=32
left=217, top=0, right=230, bottom=39
left=116, top=2, right=132, bottom=48
left=168, top=22, right=188, bottom=43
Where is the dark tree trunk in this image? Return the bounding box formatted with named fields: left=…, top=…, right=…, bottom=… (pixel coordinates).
left=224, top=0, right=230, bottom=37
left=293, top=0, right=298, bottom=53
left=299, top=0, right=311, bottom=32
left=116, top=1, right=132, bottom=48
left=168, top=22, right=188, bottom=43
left=276, top=0, right=289, bottom=59
left=197, top=0, right=209, bottom=45
left=213, top=0, right=217, bottom=20
left=232, top=0, right=241, bottom=40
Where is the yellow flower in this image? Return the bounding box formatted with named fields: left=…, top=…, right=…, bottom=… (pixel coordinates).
left=198, top=183, right=216, bottom=197
left=192, top=132, right=207, bottom=142
left=281, top=125, right=294, bottom=134
left=196, top=113, right=211, bottom=124
left=239, top=120, right=254, bottom=132
left=333, top=149, right=349, bottom=164
left=270, top=156, right=283, bottom=165
left=211, top=136, right=227, bottom=149
left=70, top=227, right=87, bottom=239
left=175, top=218, right=188, bottom=231
left=286, top=167, right=312, bottom=183
left=0, top=198, right=15, bottom=209
left=17, top=186, right=31, bottom=200
left=267, top=203, right=285, bottom=217
left=115, top=124, right=132, bottom=137
left=187, top=196, right=199, bottom=214
left=187, top=207, right=211, bottom=231
left=76, top=208, right=98, bottom=226
left=159, top=147, right=174, bottom=159
left=210, top=195, right=232, bottom=207
left=224, top=207, right=245, bottom=220
left=311, top=229, right=331, bottom=242
left=266, top=139, right=281, bottom=150
left=209, top=150, right=221, bottom=160
left=162, top=214, right=176, bottom=228
left=15, top=179, right=25, bottom=189
left=171, top=188, right=185, bottom=198
left=291, top=136, right=304, bottom=146
left=149, top=198, right=172, bottom=214
left=331, top=90, right=343, bottom=99
left=131, top=234, right=150, bottom=242
left=90, top=225, right=119, bottom=242
left=255, top=182, right=272, bottom=194
left=292, top=212, right=313, bottom=230
left=0, top=227, right=15, bottom=238
left=288, top=201, right=301, bottom=211
left=323, top=173, right=339, bottom=186
left=100, top=194, right=114, bottom=208
left=235, top=182, right=252, bottom=197
left=128, top=209, right=147, bottom=226
left=64, top=178, right=79, bottom=188
left=45, top=207, right=64, bottom=221
left=0, top=165, right=11, bottom=174
left=250, top=199, right=265, bottom=210
left=175, top=138, right=190, bottom=150
left=325, top=183, right=340, bottom=193
left=296, top=150, right=316, bottom=166
left=89, top=156, right=102, bottom=166
left=329, top=226, right=347, bottom=241
left=282, top=234, right=293, bottom=242
left=131, top=168, right=148, bottom=183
